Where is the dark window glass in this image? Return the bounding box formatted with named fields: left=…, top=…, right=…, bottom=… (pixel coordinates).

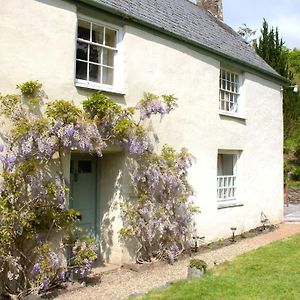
left=78, top=160, right=92, bottom=173
left=76, top=61, right=87, bottom=80
left=76, top=42, right=88, bottom=61
left=90, top=45, right=101, bottom=64
left=78, top=20, right=90, bottom=40
left=89, top=64, right=100, bottom=83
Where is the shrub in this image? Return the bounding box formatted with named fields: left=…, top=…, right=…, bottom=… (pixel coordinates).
left=189, top=259, right=207, bottom=271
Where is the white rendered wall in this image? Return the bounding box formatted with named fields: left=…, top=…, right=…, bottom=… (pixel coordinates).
left=123, top=26, right=284, bottom=242
left=0, top=0, right=283, bottom=262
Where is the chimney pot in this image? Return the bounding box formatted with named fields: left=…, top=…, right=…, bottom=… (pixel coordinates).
left=197, top=0, right=223, bottom=21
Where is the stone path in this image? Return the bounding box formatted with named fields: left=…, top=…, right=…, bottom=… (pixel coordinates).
left=55, top=223, right=300, bottom=300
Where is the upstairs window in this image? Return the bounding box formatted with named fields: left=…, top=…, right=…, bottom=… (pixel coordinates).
left=75, top=18, right=121, bottom=91
left=219, top=69, right=240, bottom=114
left=217, top=153, right=238, bottom=205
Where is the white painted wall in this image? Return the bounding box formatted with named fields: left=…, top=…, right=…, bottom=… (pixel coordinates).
left=0, top=0, right=283, bottom=263
left=123, top=26, right=283, bottom=243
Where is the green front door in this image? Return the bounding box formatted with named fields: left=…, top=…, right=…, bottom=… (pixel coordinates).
left=70, top=154, right=98, bottom=238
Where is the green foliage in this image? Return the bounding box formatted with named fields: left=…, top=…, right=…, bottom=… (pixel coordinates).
left=17, top=80, right=42, bottom=96
left=46, top=100, right=82, bottom=124
left=254, top=19, right=290, bottom=78
left=162, top=94, right=178, bottom=112
left=240, top=232, right=246, bottom=239
left=0, top=94, right=21, bottom=117
left=82, top=92, right=122, bottom=119
left=289, top=49, right=300, bottom=83
left=113, top=118, right=135, bottom=137
left=189, top=259, right=207, bottom=271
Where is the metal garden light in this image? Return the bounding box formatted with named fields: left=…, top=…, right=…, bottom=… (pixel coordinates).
left=231, top=227, right=237, bottom=242
left=261, top=212, right=269, bottom=230
left=192, top=236, right=205, bottom=252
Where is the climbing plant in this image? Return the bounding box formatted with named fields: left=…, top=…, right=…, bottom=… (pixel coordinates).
left=0, top=81, right=196, bottom=297
left=120, top=146, right=197, bottom=264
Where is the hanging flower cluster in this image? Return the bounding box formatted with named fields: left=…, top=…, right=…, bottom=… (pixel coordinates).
left=120, top=146, right=197, bottom=263
left=0, top=81, right=196, bottom=297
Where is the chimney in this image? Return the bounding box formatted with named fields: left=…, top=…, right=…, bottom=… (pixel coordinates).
left=197, top=0, right=223, bottom=21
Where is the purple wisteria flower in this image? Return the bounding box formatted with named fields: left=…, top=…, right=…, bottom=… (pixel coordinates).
left=31, top=262, right=41, bottom=276
left=1, top=154, right=16, bottom=172
left=138, top=99, right=167, bottom=120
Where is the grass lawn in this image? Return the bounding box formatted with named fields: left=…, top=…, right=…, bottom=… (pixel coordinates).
left=139, top=233, right=300, bottom=300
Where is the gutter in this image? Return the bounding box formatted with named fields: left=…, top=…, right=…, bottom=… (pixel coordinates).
left=78, top=0, right=288, bottom=85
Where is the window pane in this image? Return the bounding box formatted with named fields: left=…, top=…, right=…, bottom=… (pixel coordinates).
left=90, top=45, right=101, bottom=64
left=78, top=20, right=90, bottom=41
left=76, top=41, right=88, bottom=61
left=92, top=24, right=104, bottom=44
left=76, top=61, right=87, bottom=80
left=78, top=160, right=92, bottom=173
left=102, top=67, right=114, bottom=85
left=89, top=63, right=101, bottom=83
left=222, top=79, right=226, bottom=90
left=231, top=73, right=235, bottom=82
left=221, top=70, right=225, bottom=80
left=231, top=82, right=235, bottom=92
left=103, top=48, right=114, bottom=67
left=105, top=28, right=116, bottom=47
left=226, top=80, right=230, bottom=91
left=220, top=90, right=224, bottom=100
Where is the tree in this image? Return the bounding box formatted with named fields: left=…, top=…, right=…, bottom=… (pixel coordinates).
left=254, top=19, right=300, bottom=137
left=254, top=19, right=290, bottom=78
left=237, top=23, right=257, bottom=45
left=288, top=49, right=300, bottom=85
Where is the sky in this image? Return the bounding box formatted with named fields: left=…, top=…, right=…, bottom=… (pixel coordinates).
left=223, top=0, right=300, bottom=49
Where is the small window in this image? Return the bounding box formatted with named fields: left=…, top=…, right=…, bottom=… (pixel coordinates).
left=219, top=69, right=240, bottom=114
left=217, top=153, right=238, bottom=204
left=75, top=18, right=120, bottom=90
left=78, top=160, right=92, bottom=173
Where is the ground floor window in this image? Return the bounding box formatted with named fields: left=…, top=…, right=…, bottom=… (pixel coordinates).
left=217, top=152, right=239, bottom=205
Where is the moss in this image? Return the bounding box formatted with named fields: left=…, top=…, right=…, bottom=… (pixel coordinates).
left=189, top=259, right=207, bottom=271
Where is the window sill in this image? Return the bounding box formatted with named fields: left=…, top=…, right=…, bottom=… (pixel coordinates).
left=217, top=202, right=244, bottom=210
left=219, top=111, right=246, bottom=121
left=75, top=80, right=125, bottom=95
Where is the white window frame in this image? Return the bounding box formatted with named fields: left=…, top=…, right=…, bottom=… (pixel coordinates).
left=75, top=15, right=124, bottom=94
left=217, top=150, right=242, bottom=207
left=219, top=69, right=244, bottom=119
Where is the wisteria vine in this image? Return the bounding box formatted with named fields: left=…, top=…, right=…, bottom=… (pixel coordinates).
left=0, top=81, right=197, bottom=297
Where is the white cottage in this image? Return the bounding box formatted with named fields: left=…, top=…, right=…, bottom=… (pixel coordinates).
left=0, top=0, right=285, bottom=264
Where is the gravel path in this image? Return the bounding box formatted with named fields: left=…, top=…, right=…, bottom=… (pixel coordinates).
left=55, top=223, right=300, bottom=300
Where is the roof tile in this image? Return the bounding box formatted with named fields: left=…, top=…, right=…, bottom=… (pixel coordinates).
left=87, top=0, right=281, bottom=78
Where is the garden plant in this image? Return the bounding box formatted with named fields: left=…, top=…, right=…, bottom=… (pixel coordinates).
left=0, top=81, right=196, bottom=297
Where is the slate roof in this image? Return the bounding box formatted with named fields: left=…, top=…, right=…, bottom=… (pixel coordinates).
left=81, top=0, right=285, bottom=82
